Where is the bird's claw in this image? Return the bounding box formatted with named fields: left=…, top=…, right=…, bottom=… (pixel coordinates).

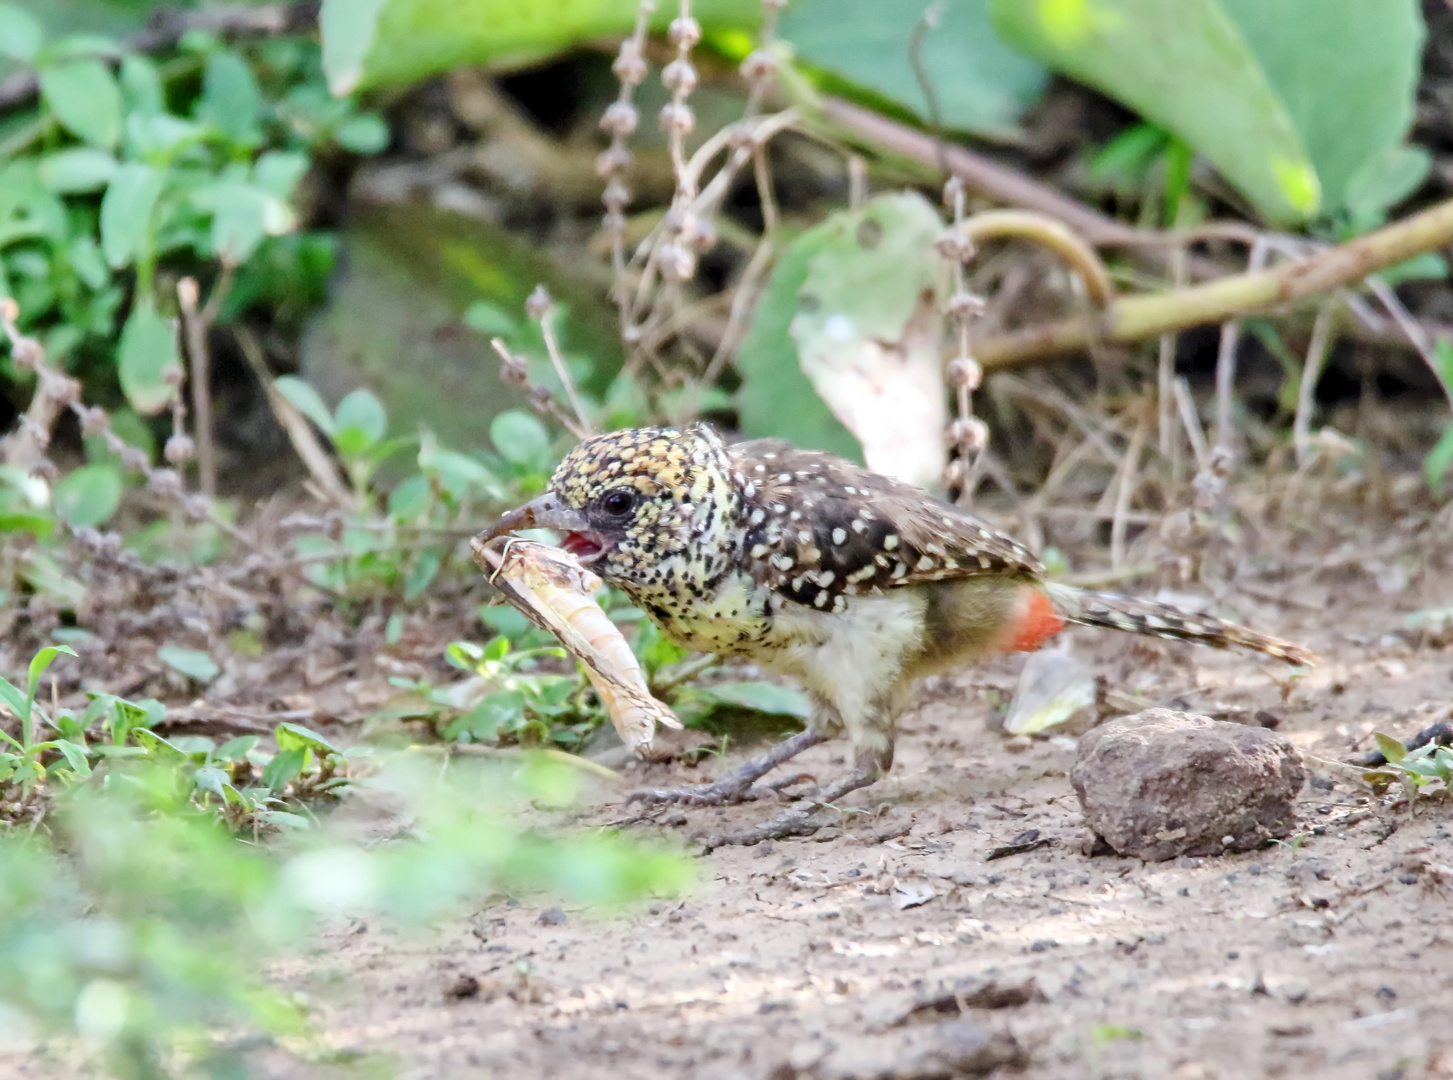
left=626, top=780, right=777, bottom=807
left=696, top=806, right=836, bottom=851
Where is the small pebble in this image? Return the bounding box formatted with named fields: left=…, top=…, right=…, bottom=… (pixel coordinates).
left=538, top=907, right=568, bottom=927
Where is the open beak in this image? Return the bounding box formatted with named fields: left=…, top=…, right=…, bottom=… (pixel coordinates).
left=479, top=492, right=606, bottom=562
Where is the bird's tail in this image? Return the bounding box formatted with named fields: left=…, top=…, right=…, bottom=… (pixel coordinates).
left=1044, top=583, right=1318, bottom=667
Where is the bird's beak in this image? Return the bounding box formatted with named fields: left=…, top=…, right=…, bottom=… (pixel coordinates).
left=479, top=491, right=591, bottom=543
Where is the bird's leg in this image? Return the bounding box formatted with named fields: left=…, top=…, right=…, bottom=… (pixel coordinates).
left=697, top=743, right=891, bottom=850
left=698, top=696, right=899, bottom=849
left=628, top=698, right=842, bottom=808
left=627, top=727, right=827, bottom=806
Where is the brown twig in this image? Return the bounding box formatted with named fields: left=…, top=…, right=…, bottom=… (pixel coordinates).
left=177, top=278, right=217, bottom=496
left=813, top=96, right=1154, bottom=249
left=1294, top=301, right=1339, bottom=466
left=973, top=196, right=1453, bottom=368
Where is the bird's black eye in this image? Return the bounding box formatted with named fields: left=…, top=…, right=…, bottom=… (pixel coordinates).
left=600, top=488, right=635, bottom=517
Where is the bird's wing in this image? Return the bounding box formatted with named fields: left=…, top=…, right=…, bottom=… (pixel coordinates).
left=729, top=440, right=1043, bottom=612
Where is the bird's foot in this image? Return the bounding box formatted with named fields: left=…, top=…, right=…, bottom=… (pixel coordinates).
left=624, top=728, right=825, bottom=810
left=694, top=765, right=880, bottom=851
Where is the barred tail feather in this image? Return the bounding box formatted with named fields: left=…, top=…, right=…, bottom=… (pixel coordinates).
left=1044, top=583, right=1318, bottom=667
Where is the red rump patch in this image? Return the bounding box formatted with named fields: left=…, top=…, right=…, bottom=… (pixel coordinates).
left=1000, top=588, right=1067, bottom=653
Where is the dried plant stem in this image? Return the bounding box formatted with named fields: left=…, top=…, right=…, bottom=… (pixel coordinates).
left=948, top=210, right=1114, bottom=305
left=973, top=196, right=1453, bottom=368
left=813, top=97, right=1154, bottom=249
left=539, top=312, right=594, bottom=436
left=1110, top=415, right=1148, bottom=569
left=177, top=278, right=217, bottom=496
left=1294, top=301, right=1338, bottom=466
left=1172, top=377, right=1209, bottom=469
left=1212, top=239, right=1270, bottom=463
left=1157, top=247, right=1186, bottom=485
left=1363, top=275, right=1453, bottom=406
left=235, top=323, right=352, bottom=505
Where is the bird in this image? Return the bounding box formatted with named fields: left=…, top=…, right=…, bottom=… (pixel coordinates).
left=484, top=423, right=1317, bottom=847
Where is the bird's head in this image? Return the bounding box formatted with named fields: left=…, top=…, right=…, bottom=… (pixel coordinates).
left=482, top=424, right=741, bottom=589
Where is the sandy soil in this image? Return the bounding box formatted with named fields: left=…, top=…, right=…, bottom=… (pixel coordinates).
left=256, top=500, right=1453, bottom=1080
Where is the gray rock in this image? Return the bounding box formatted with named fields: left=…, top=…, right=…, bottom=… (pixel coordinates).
left=1071, top=708, right=1304, bottom=860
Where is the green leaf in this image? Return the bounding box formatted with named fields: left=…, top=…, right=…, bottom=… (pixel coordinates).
left=1219, top=0, right=1424, bottom=216
left=444, top=690, right=525, bottom=743
left=157, top=644, right=220, bottom=683
left=990, top=0, right=1319, bottom=222
left=404, top=547, right=443, bottom=601
left=39, top=59, right=122, bottom=148
left=1374, top=731, right=1407, bottom=765
left=1344, top=144, right=1431, bottom=228
left=490, top=409, right=550, bottom=468
left=53, top=739, right=91, bottom=776
left=1426, top=423, right=1453, bottom=495
left=117, top=300, right=179, bottom=416
left=695, top=681, right=812, bottom=719
left=418, top=441, right=505, bottom=501
left=275, top=376, right=338, bottom=437
left=779, top=0, right=1048, bottom=137
left=51, top=463, right=123, bottom=529
left=216, top=735, right=260, bottom=762
left=274, top=722, right=338, bottom=755
left=191, top=180, right=295, bottom=264
left=333, top=112, right=391, bottom=154
left=0, top=677, right=29, bottom=724
left=1436, top=340, right=1453, bottom=389
left=100, top=163, right=165, bottom=269
left=333, top=388, right=388, bottom=454
left=736, top=222, right=861, bottom=462
left=196, top=50, right=262, bottom=141
left=320, top=0, right=761, bottom=94
left=252, top=151, right=311, bottom=200
left=464, top=300, right=517, bottom=338
left=261, top=748, right=305, bottom=792
left=27, top=645, right=77, bottom=704
left=38, top=148, right=118, bottom=194
left=0, top=4, right=43, bottom=62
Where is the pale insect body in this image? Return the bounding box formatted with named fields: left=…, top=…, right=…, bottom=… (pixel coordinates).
left=470, top=537, right=682, bottom=755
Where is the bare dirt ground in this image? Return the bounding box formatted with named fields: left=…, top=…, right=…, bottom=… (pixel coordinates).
left=246, top=494, right=1453, bottom=1080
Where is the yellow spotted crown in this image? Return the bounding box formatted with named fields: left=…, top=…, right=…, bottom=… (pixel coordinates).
left=550, top=425, right=732, bottom=508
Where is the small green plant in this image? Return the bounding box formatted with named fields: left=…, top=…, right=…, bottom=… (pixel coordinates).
left=0, top=643, right=83, bottom=801
left=0, top=751, right=691, bottom=1079
left=1372, top=731, right=1453, bottom=805
left=0, top=643, right=369, bottom=830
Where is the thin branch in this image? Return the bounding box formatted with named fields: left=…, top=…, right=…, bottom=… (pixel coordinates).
left=1294, top=301, right=1338, bottom=466
left=1110, top=414, right=1148, bottom=569
left=973, top=196, right=1453, bottom=369
left=177, top=278, right=217, bottom=496
left=1212, top=238, right=1270, bottom=461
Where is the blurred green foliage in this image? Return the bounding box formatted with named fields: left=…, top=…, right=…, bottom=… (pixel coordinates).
left=0, top=747, right=691, bottom=1079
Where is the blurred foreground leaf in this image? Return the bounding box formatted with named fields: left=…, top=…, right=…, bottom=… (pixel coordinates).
left=991, top=0, right=1318, bottom=223
left=779, top=0, right=1047, bottom=137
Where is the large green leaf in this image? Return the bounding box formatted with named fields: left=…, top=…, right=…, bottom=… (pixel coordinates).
left=117, top=300, right=179, bottom=416
left=735, top=225, right=861, bottom=463
left=38, top=58, right=122, bottom=148
left=990, top=0, right=1319, bottom=223
left=321, top=0, right=762, bottom=94
left=1219, top=0, right=1423, bottom=217
left=778, top=0, right=1047, bottom=137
